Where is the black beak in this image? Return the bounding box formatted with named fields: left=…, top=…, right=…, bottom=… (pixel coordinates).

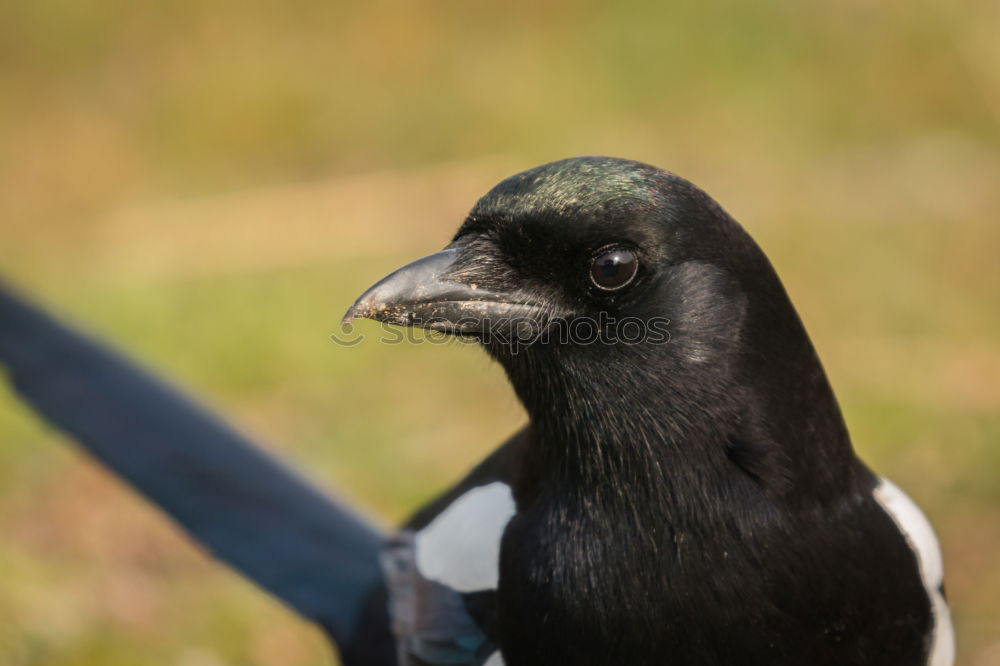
left=342, top=247, right=544, bottom=334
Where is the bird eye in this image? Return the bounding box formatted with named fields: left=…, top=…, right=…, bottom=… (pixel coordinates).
left=589, top=247, right=639, bottom=291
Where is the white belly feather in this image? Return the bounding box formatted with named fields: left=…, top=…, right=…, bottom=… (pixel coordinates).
left=874, top=478, right=955, bottom=666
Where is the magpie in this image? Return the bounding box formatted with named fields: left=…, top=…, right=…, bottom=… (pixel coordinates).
left=0, top=157, right=953, bottom=666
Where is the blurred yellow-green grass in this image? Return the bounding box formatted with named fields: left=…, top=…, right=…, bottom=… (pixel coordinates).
left=1, top=2, right=998, bottom=665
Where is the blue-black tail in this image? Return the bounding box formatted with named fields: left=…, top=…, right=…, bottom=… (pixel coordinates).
left=0, top=283, right=396, bottom=666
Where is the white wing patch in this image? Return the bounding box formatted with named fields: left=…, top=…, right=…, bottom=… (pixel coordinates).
left=482, top=651, right=505, bottom=666
left=874, top=478, right=955, bottom=666
left=415, top=481, right=516, bottom=592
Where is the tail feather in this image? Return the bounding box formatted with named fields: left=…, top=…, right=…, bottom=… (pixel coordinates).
left=0, top=283, right=396, bottom=666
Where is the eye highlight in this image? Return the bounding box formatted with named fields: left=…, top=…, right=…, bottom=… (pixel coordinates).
left=589, top=247, right=639, bottom=291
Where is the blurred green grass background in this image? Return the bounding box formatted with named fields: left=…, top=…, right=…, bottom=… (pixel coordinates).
left=1, top=1, right=998, bottom=664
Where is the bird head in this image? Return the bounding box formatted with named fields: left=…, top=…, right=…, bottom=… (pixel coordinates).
left=345, top=158, right=743, bottom=354
left=345, top=157, right=857, bottom=501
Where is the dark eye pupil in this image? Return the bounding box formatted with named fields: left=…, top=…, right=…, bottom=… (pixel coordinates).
left=590, top=248, right=638, bottom=290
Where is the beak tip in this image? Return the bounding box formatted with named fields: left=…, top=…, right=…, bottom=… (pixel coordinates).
left=340, top=302, right=364, bottom=327
left=341, top=298, right=387, bottom=326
